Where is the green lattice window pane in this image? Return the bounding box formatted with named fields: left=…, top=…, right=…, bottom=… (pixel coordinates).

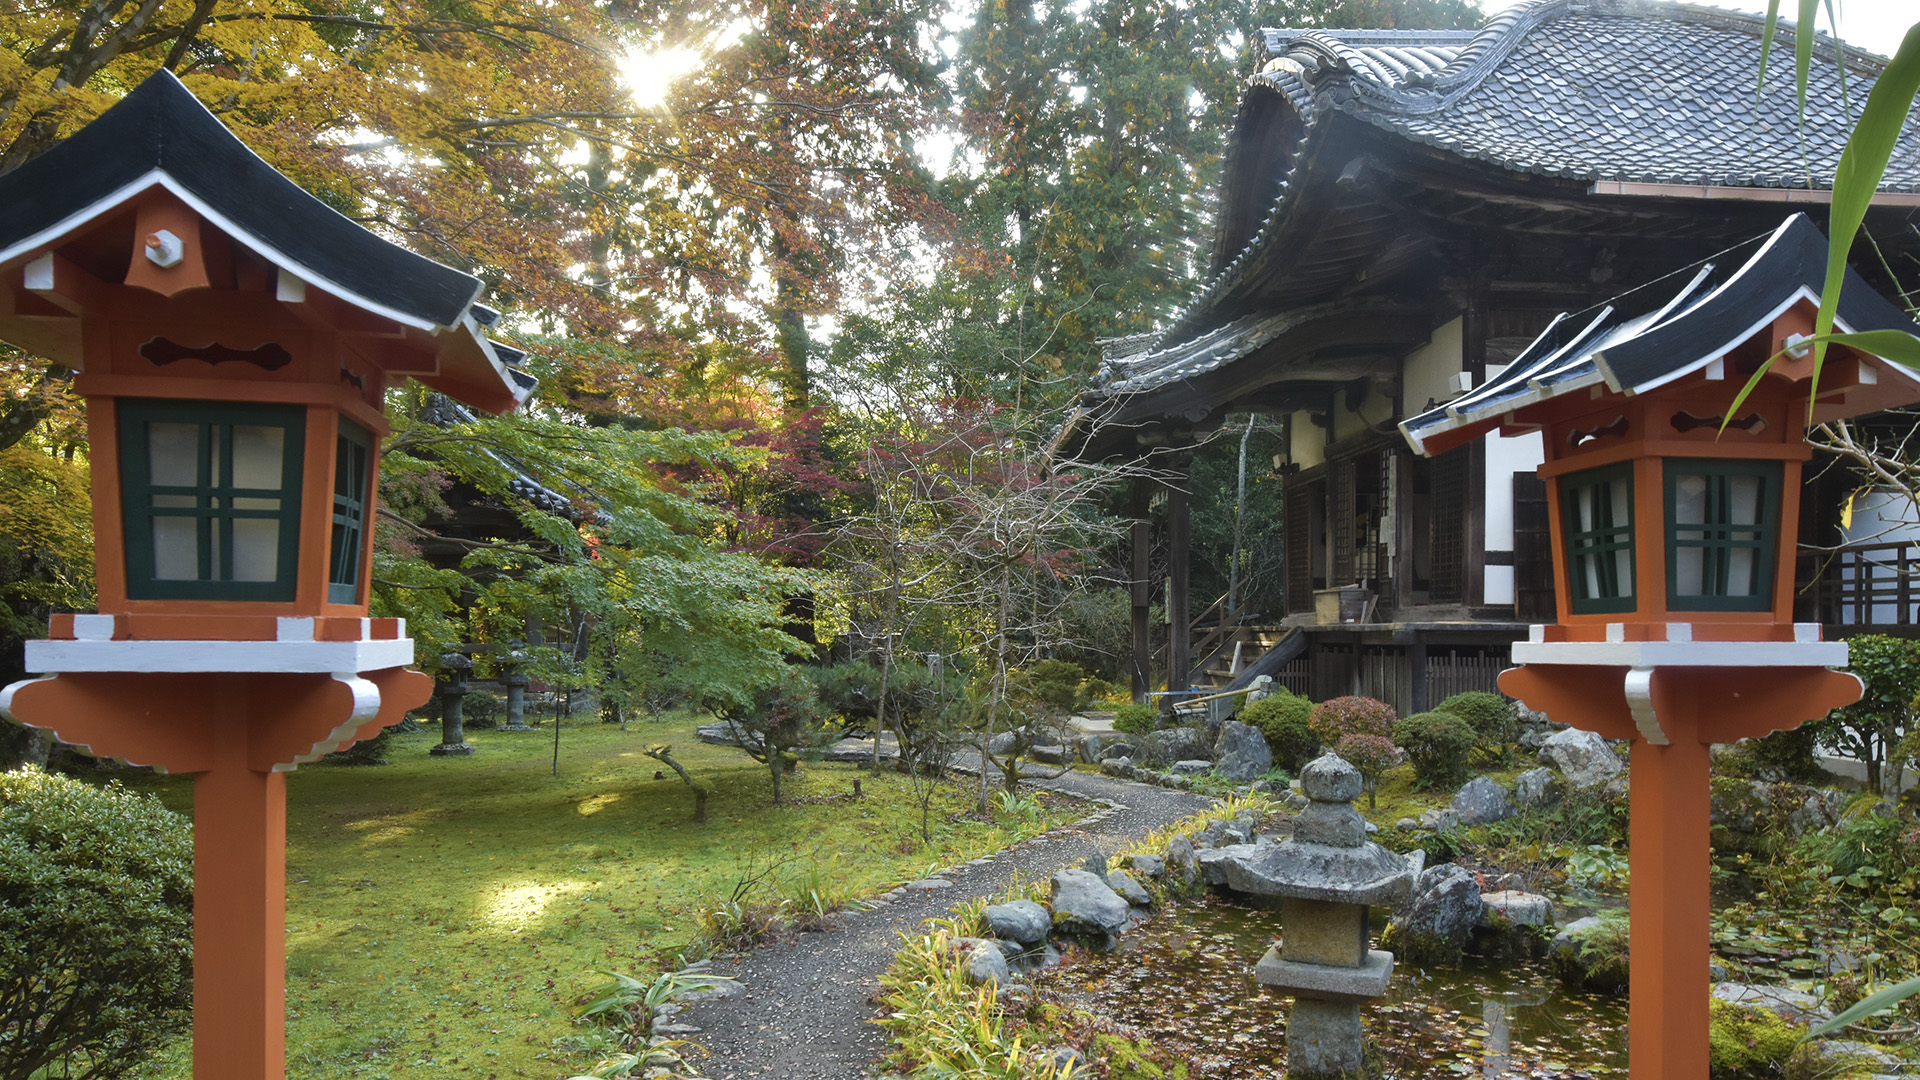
left=1666, top=459, right=1780, bottom=612
left=1561, top=462, right=1636, bottom=615
left=328, top=420, right=372, bottom=605
left=119, top=399, right=305, bottom=601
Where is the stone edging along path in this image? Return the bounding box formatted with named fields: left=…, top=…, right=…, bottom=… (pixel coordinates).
left=668, top=767, right=1218, bottom=1080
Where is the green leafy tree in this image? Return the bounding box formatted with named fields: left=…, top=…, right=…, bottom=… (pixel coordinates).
left=372, top=399, right=807, bottom=729
left=1810, top=634, right=1920, bottom=795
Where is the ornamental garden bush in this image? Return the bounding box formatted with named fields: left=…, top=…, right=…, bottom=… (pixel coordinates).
left=1113, top=703, right=1157, bottom=735
left=1239, top=692, right=1318, bottom=772
left=1394, top=710, right=1476, bottom=791
left=1307, top=695, right=1396, bottom=746
left=0, top=769, right=193, bottom=1080
left=1436, top=691, right=1517, bottom=763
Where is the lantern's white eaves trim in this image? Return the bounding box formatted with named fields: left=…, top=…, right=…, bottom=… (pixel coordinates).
left=22, top=636, right=415, bottom=674
left=1509, top=637, right=1847, bottom=669
left=0, top=169, right=474, bottom=335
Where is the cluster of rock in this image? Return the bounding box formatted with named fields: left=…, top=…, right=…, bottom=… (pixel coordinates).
left=1382, top=861, right=1558, bottom=964
left=1094, top=718, right=1277, bottom=787
left=951, top=857, right=1163, bottom=986
left=1393, top=727, right=1626, bottom=833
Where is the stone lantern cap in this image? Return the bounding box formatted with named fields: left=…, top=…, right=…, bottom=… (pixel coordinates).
left=1222, top=753, right=1414, bottom=906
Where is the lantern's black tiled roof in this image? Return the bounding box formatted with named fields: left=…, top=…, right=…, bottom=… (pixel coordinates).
left=0, top=69, right=482, bottom=330
left=1399, top=214, right=1920, bottom=455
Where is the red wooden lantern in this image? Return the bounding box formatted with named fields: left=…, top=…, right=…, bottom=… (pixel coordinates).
left=0, top=72, right=531, bottom=1080
left=1402, top=214, right=1920, bottom=1080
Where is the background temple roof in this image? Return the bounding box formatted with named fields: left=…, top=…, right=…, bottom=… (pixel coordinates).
left=1106, top=0, right=1920, bottom=380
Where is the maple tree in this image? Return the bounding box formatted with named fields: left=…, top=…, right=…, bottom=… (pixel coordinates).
left=372, top=391, right=810, bottom=715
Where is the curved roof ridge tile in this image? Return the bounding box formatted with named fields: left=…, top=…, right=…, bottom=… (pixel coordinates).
left=1345, top=0, right=1568, bottom=116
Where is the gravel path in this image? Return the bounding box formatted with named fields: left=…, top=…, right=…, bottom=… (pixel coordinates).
left=675, top=766, right=1216, bottom=1080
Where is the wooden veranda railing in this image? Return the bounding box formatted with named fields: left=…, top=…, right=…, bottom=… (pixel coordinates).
left=1812, top=540, right=1920, bottom=628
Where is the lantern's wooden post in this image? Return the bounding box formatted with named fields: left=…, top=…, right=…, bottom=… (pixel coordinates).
left=1627, top=710, right=1712, bottom=1080
left=194, top=692, right=289, bottom=1080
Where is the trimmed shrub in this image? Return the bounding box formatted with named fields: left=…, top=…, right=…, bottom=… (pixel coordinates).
left=1334, top=733, right=1397, bottom=811
left=1113, top=703, right=1157, bottom=735
left=1308, top=695, right=1396, bottom=745
left=462, top=688, right=501, bottom=729
left=1240, top=692, right=1319, bottom=772
left=1395, top=710, right=1476, bottom=791
left=1436, top=691, right=1517, bottom=761
left=0, top=769, right=194, bottom=1079
left=1726, top=727, right=1827, bottom=784
left=1008, top=659, right=1092, bottom=720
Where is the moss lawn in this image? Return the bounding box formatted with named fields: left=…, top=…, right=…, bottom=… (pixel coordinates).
left=116, top=712, right=1078, bottom=1079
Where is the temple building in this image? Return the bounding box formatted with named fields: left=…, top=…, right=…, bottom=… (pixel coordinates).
left=1056, top=0, right=1920, bottom=711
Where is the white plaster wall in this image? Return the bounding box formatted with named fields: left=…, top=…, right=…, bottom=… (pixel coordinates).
left=1484, top=565, right=1517, bottom=606
left=1482, top=374, right=1544, bottom=606
left=1401, top=317, right=1465, bottom=414
left=1333, top=386, right=1394, bottom=443
left=1289, top=409, right=1326, bottom=470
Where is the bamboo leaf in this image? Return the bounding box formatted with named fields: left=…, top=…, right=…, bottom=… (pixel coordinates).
left=1720, top=329, right=1920, bottom=435
left=1794, top=0, right=1819, bottom=115
left=1817, top=329, right=1920, bottom=368
left=1719, top=353, right=1778, bottom=433
left=1800, top=973, right=1920, bottom=1042
left=1810, top=23, right=1920, bottom=398
left=1757, top=0, right=1785, bottom=98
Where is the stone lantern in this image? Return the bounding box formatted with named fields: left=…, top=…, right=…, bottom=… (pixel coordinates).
left=1225, top=753, right=1413, bottom=1078
left=432, top=652, right=476, bottom=756
left=1400, top=214, right=1920, bottom=1080
left=0, top=71, right=531, bottom=1080
left=499, top=638, right=533, bottom=729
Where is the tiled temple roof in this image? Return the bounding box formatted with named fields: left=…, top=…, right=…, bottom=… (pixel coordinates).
left=1092, top=0, right=1917, bottom=400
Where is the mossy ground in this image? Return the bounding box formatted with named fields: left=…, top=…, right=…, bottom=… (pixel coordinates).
left=112, top=713, right=1078, bottom=1079
left=1357, top=761, right=1527, bottom=826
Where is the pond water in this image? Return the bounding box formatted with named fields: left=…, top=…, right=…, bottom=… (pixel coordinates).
left=1029, top=894, right=1627, bottom=1079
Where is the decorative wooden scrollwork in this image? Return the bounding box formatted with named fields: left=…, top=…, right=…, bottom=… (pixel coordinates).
left=140, top=338, right=293, bottom=371
left=1568, top=415, right=1629, bottom=447
left=1670, top=411, right=1767, bottom=434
